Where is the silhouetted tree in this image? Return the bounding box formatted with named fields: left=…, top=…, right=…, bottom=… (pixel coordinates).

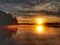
left=0, top=11, right=18, bottom=44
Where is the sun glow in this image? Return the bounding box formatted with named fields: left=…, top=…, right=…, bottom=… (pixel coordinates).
left=36, top=18, right=44, bottom=24
left=37, top=26, right=43, bottom=32
left=35, top=25, right=45, bottom=34
left=34, top=18, right=45, bottom=34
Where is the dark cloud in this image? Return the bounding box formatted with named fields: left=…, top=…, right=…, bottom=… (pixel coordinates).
left=0, top=0, right=60, bottom=17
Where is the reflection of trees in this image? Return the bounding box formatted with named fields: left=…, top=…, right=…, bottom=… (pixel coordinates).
left=0, top=11, right=18, bottom=41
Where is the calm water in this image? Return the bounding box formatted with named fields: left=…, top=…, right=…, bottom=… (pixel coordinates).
left=12, top=25, right=60, bottom=45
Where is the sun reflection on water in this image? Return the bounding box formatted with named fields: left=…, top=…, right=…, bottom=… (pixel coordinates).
left=34, top=18, right=46, bottom=34
left=35, top=25, right=45, bottom=34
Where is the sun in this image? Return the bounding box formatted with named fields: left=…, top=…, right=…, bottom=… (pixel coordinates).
left=36, top=18, right=44, bottom=24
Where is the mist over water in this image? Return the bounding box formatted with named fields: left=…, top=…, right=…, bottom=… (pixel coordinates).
left=12, top=25, right=60, bottom=45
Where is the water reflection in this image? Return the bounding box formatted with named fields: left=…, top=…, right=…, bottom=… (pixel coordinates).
left=36, top=25, right=44, bottom=33
left=10, top=24, right=60, bottom=45
left=33, top=25, right=46, bottom=35
left=12, top=24, right=58, bottom=38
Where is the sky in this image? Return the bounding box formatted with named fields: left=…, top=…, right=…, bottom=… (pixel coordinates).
left=0, top=0, right=60, bottom=23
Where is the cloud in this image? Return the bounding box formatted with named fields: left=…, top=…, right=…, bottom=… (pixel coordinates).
left=0, top=0, right=60, bottom=17
left=32, top=1, right=60, bottom=12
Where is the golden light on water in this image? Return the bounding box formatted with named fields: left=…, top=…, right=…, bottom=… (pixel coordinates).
left=35, top=25, right=45, bottom=34
left=35, top=25, right=45, bottom=35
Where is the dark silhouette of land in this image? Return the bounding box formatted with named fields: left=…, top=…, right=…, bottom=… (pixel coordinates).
left=0, top=12, right=18, bottom=26
left=18, top=23, right=60, bottom=28
left=0, top=11, right=18, bottom=45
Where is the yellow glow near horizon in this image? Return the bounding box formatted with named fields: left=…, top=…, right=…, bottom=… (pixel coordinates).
left=36, top=18, right=44, bottom=24
left=34, top=18, right=45, bottom=34
left=35, top=25, right=44, bottom=33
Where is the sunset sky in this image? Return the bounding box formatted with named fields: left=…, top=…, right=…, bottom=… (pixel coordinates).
left=0, top=0, right=60, bottom=23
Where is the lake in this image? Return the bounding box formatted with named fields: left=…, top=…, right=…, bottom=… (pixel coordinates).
left=12, top=25, right=60, bottom=45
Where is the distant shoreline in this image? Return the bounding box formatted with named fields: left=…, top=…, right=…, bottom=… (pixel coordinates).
left=18, top=23, right=60, bottom=28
